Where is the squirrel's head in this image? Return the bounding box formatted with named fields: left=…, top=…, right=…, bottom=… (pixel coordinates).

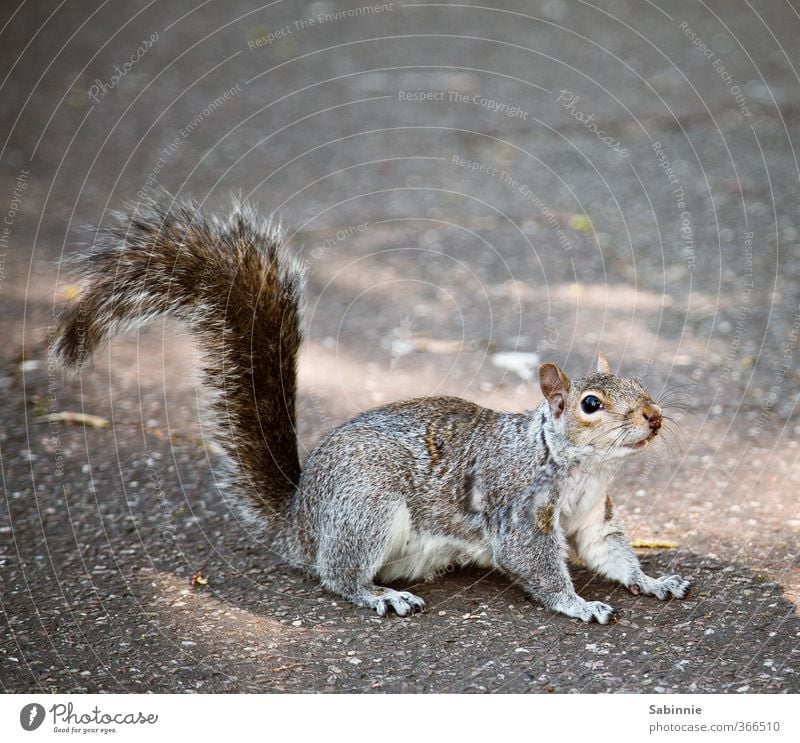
left=538, top=353, right=662, bottom=460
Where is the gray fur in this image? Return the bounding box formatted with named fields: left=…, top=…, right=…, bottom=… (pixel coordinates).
left=53, top=197, right=690, bottom=624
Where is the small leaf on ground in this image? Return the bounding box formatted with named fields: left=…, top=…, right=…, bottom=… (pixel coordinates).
left=190, top=571, right=209, bottom=587
left=40, top=412, right=110, bottom=428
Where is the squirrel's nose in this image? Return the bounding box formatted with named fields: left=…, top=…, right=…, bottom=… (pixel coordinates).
left=642, top=403, right=662, bottom=432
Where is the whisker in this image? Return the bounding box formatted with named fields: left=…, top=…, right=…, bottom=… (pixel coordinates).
left=659, top=422, right=687, bottom=455
left=660, top=431, right=680, bottom=460
left=657, top=389, right=691, bottom=400
left=656, top=392, right=692, bottom=406
left=655, top=383, right=690, bottom=399
left=658, top=404, right=691, bottom=414
left=581, top=422, right=628, bottom=449
left=654, top=435, right=674, bottom=469
left=567, top=424, right=630, bottom=490
left=662, top=415, right=688, bottom=432
left=655, top=390, right=692, bottom=405
left=656, top=396, right=692, bottom=407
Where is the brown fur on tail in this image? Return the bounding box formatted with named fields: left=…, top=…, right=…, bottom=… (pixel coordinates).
left=53, top=197, right=304, bottom=517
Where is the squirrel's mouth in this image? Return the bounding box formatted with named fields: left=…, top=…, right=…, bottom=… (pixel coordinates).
left=626, top=430, right=659, bottom=450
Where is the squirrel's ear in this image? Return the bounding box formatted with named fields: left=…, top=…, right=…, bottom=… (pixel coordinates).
left=539, top=363, right=571, bottom=418
left=597, top=352, right=611, bottom=374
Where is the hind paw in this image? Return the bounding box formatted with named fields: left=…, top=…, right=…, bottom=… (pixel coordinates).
left=360, top=587, right=426, bottom=617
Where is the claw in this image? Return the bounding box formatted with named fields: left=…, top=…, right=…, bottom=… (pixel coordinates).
left=362, top=587, right=427, bottom=617
left=630, top=574, right=691, bottom=600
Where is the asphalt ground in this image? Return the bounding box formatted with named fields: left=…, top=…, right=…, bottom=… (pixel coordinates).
left=1, top=0, right=799, bottom=693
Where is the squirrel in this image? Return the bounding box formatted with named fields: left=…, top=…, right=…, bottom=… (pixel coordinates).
left=53, top=197, right=690, bottom=624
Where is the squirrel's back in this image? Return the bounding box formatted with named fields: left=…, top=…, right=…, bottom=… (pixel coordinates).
left=286, top=395, right=516, bottom=570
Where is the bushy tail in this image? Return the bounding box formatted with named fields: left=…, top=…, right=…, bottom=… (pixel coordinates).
left=53, top=197, right=303, bottom=518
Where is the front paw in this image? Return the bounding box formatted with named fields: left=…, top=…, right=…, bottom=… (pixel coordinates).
left=581, top=600, right=617, bottom=624
left=558, top=597, right=617, bottom=624
left=548, top=591, right=617, bottom=624
left=628, top=574, right=690, bottom=600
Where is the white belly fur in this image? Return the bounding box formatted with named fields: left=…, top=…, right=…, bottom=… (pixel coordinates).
left=377, top=506, right=493, bottom=583
left=559, top=464, right=615, bottom=536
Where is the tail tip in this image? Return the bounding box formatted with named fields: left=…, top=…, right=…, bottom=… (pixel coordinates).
left=48, top=323, right=89, bottom=371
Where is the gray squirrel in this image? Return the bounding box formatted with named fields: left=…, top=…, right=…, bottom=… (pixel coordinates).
left=53, top=198, right=690, bottom=624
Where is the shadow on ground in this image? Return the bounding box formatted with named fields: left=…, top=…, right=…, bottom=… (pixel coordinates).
left=2, top=392, right=797, bottom=693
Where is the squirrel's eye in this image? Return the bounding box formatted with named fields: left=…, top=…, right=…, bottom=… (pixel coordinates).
left=581, top=395, right=603, bottom=414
